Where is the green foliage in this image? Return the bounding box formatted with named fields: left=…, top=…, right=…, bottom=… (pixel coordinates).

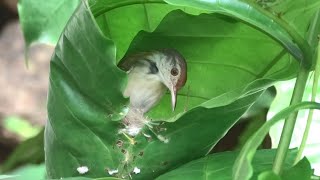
left=15, top=0, right=320, bottom=179
left=267, top=76, right=320, bottom=170
left=295, top=38, right=320, bottom=162
left=126, top=10, right=293, bottom=119
left=45, top=4, right=265, bottom=177
left=233, top=102, right=320, bottom=180
left=282, top=158, right=313, bottom=180
left=258, top=158, right=314, bottom=180
left=1, top=129, right=44, bottom=173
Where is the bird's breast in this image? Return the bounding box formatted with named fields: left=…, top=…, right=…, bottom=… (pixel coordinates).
left=124, top=71, right=166, bottom=113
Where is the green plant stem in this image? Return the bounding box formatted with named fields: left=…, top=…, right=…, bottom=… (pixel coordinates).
left=233, top=102, right=320, bottom=180
left=272, top=9, right=320, bottom=175
left=272, top=66, right=309, bottom=174
left=295, top=39, right=320, bottom=163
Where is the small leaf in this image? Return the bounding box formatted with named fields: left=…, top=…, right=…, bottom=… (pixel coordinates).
left=282, top=157, right=313, bottom=180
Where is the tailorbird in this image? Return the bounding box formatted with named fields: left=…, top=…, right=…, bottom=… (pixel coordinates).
left=118, top=49, right=187, bottom=136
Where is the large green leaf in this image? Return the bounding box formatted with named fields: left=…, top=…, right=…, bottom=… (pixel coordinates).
left=18, top=0, right=81, bottom=47
left=45, top=3, right=264, bottom=176
left=91, top=0, right=320, bottom=119
left=45, top=1, right=266, bottom=179
left=93, top=0, right=320, bottom=67
left=18, top=0, right=320, bottom=57
left=128, top=92, right=262, bottom=179
left=252, top=0, right=320, bottom=38
left=156, top=149, right=296, bottom=180
left=45, top=1, right=127, bottom=178
left=126, top=10, right=297, bottom=119
left=90, top=0, right=204, bottom=60
left=43, top=0, right=320, bottom=179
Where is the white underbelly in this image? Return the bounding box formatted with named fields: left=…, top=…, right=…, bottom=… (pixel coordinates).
left=124, top=72, right=166, bottom=113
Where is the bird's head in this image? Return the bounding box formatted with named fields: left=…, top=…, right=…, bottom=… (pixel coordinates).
left=148, top=49, right=187, bottom=111
left=119, top=49, right=187, bottom=111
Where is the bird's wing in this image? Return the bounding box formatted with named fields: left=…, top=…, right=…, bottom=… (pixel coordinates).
left=117, top=51, right=154, bottom=71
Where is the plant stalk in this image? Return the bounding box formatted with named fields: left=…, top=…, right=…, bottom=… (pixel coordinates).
left=295, top=39, right=320, bottom=163
left=272, top=9, right=320, bottom=174
left=272, top=65, right=309, bottom=174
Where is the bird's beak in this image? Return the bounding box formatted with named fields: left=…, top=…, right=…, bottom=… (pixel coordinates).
left=170, top=85, right=177, bottom=111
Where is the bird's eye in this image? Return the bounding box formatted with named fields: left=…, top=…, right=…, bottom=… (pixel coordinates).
left=171, top=68, right=179, bottom=76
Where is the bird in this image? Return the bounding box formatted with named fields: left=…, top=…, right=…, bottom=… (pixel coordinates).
left=118, top=49, right=187, bottom=136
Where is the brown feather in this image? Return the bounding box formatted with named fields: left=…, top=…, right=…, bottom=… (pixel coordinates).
left=117, top=51, right=154, bottom=71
